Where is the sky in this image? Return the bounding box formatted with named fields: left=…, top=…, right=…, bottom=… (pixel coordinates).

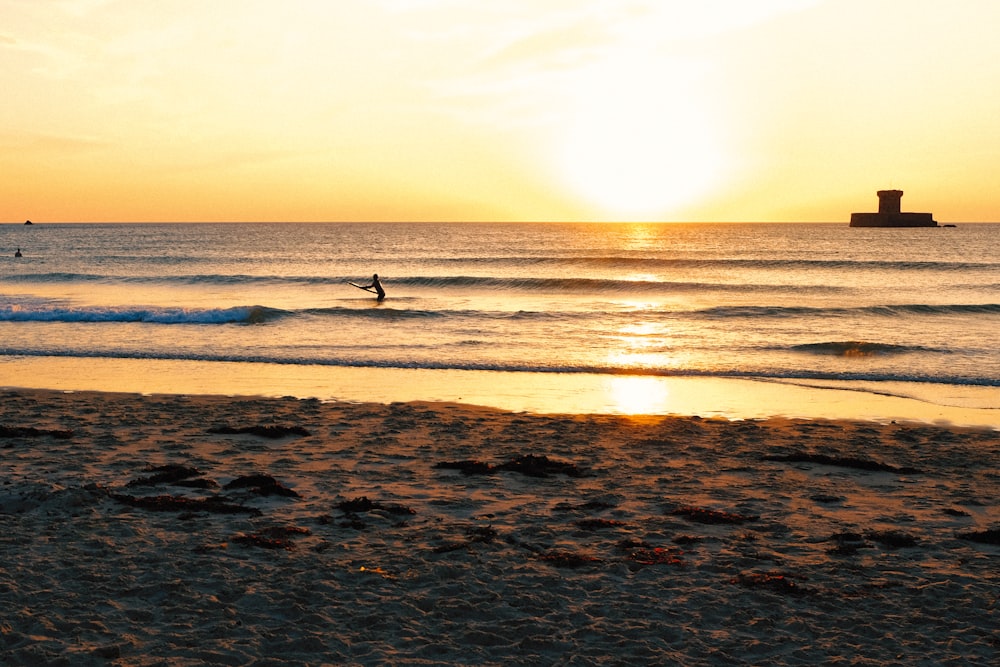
left=3, top=0, right=1000, bottom=223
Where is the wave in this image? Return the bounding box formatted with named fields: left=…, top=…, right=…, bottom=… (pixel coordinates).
left=0, top=272, right=759, bottom=293
left=428, top=256, right=997, bottom=272
left=0, top=304, right=287, bottom=324
left=4, top=300, right=999, bottom=325
left=703, top=303, right=1000, bottom=318
left=3, top=347, right=998, bottom=387
left=789, top=341, right=946, bottom=357
left=1, top=272, right=344, bottom=287
left=0, top=302, right=558, bottom=325
left=304, top=306, right=447, bottom=320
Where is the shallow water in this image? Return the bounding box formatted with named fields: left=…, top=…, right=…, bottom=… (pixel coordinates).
left=2, top=222, right=998, bottom=418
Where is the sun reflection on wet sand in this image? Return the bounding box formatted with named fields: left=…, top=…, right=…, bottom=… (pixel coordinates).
left=4, top=357, right=996, bottom=428
left=606, top=376, right=670, bottom=415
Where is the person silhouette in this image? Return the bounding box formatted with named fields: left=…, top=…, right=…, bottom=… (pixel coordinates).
left=14, top=248, right=22, bottom=257
left=363, top=273, right=385, bottom=301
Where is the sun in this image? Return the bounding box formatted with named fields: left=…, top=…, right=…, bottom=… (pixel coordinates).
left=553, top=50, right=728, bottom=221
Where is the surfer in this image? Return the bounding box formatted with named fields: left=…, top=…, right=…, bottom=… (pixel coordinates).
left=348, top=273, right=386, bottom=301
left=14, top=248, right=22, bottom=257
left=363, top=273, right=385, bottom=301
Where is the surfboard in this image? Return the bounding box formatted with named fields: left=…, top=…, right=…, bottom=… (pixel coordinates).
left=348, top=282, right=377, bottom=293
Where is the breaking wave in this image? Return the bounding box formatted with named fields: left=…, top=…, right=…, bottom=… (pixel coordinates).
left=0, top=305, right=286, bottom=325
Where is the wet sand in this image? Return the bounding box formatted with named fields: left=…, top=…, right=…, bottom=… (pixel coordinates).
left=2, top=388, right=998, bottom=665
left=4, top=356, right=998, bottom=428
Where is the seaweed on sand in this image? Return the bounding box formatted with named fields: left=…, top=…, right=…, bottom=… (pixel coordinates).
left=110, top=492, right=261, bottom=516
left=762, top=452, right=921, bottom=475
left=224, top=474, right=301, bottom=498
left=126, top=464, right=204, bottom=487
left=732, top=571, right=812, bottom=596
left=0, top=425, right=73, bottom=440
left=232, top=526, right=312, bottom=550
left=433, top=460, right=495, bottom=475
left=956, top=528, right=1000, bottom=545
left=496, top=454, right=585, bottom=478
left=628, top=547, right=686, bottom=566
left=337, top=496, right=415, bottom=515
left=670, top=505, right=758, bottom=525
left=538, top=551, right=603, bottom=568
left=435, top=453, right=586, bottom=478
left=208, top=424, right=311, bottom=439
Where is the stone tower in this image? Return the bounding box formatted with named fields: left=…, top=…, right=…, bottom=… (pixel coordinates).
left=877, top=190, right=903, bottom=214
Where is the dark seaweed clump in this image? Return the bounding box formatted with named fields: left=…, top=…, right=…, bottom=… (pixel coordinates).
left=224, top=474, right=300, bottom=498
left=208, top=425, right=311, bottom=439
left=957, top=528, right=1000, bottom=545
left=337, top=496, right=415, bottom=515
left=732, top=571, right=811, bottom=596
left=232, top=526, right=311, bottom=550
left=0, top=425, right=73, bottom=440
left=671, top=505, right=758, bottom=525
left=435, top=453, right=585, bottom=478
left=763, top=452, right=921, bottom=475
left=110, top=492, right=261, bottom=516
left=127, top=464, right=206, bottom=487
left=537, top=551, right=603, bottom=568
left=575, top=518, right=628, bottom=530
left=865, top=530, right=918, bottom=549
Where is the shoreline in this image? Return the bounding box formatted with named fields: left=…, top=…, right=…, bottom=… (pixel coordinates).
left=2, top=356, right=998, bottom=428
left=1, top=388, right=997, bottom=665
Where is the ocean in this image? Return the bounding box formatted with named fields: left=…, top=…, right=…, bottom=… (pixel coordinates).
left=2, top=222, right=998, bottom=422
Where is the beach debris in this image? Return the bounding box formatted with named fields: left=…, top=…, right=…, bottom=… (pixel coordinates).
left=434, top=460, right=494, bottom=475
left=575, top=518, right=628, bottom=530
left=224, top=474, right=300, bottom=498
left=956, top=528, right=1000, bottom=545
left=92, top=644, right=121, bottom=660
left=358, top=565, right=395, bottom=579
left=825, top=530, right=919, bottom=553
left=0, top=425, right=73, bottom=440
left=538, top=550, right=603, bottom=568
left=628, top=547, right=686, bottom=566
left=574, top=500, right=618, bottom=512
left=731, top=571, right=811, bottom=596
left=497, top=454, right=585, bottom=478
left=670, top=505, right=759, bottom=525
left=232, top=525, right=311, bottom=550
left=466, top=525, right=498, bottom=543
left=432, top=525, right=499, bottom=553
left=337, top=496, right=415, bottom=515
left=865, top=530, right=918, bottom=549
left=110, top=492, right=261, bottom=516
left=126, top=464, right=204, bottom=487
left=616, top=537, right=651, bottom=550
left=174, top=477, right=220, bottom=489
left=943, top=507, right=971, bottom=517
left=762, top=452, right=922, bottom=475
left=434, top=453, right=586, bottom=478
left=827, top=532, right=869, bottom=555
left=207, top=424, right=311, bottom=439
left=809, top=493, right=845, bottom=504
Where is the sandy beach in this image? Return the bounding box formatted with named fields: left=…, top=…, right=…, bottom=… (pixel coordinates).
left=2, top=388, right=998, bottom=665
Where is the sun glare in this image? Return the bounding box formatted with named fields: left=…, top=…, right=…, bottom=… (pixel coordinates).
left=555, top=50, right=728, bottom=221
left=606, top=376, right=671, bottom=414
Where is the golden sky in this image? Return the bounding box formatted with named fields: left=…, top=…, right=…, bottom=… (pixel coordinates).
left=3, top=0, right=999, bottom=222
